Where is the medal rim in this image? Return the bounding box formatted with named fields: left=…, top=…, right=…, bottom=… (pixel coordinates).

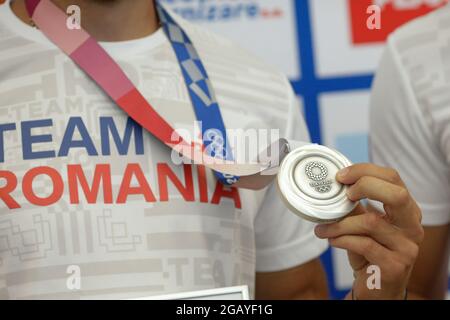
left=277, top=144, right=358, bottom=223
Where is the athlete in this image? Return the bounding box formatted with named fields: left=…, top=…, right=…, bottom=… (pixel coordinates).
left=370, top=3, right=450, bottom=299
left=0, top=0, right=422, bottom=300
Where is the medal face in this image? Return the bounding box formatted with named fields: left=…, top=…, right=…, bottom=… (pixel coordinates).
left=297, top=158, right=342, bottom=199
left=277, top=144, right=357, bottom=223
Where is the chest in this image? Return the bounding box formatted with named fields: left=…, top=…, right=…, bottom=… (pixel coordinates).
left=0, top=53, right=271, bottom=218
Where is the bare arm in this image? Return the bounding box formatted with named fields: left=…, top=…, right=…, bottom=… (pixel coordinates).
left=255, top=258, right=328, bottom=300
left=408, top=224, right=450, bottom=299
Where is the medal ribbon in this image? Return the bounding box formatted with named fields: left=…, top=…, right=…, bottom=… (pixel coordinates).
left=25, top=0, right=241, bottom=184
left=24, top=0, right=306, bottom=190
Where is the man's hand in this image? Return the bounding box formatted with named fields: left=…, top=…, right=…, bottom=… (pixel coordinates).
left=314, top=164, right=424, bottom=300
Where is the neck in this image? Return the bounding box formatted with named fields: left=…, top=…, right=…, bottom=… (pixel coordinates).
left=11, top=0, right=160, bottom=42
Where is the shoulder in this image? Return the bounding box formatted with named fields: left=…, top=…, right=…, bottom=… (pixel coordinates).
left=390, top=4, right=449, bottom=42
left=386, top=5, right=450, bottom=77
left=381, top=5, right=450, bottom=162
left=169, top=10, right=295, bottom=123
left=384, top=5, right=450, bottom=118
left=173, top=11, right=284, bottom=78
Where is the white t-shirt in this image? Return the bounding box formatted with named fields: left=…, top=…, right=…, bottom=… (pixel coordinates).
left=370, top=4, right=450, bottom=226
left=0, top=1, right=327, bottom=299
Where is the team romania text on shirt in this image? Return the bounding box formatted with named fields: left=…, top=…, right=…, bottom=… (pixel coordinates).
left=0, top=0, right=327, bottom=299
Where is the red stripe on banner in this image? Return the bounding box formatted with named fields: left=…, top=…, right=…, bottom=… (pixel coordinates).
left=348, top=0, right=448, bottom=44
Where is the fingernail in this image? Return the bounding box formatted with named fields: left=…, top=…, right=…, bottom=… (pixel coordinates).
left=315, top=224, right=327, bottom=237
left=337, top=167, right=350, bottom=178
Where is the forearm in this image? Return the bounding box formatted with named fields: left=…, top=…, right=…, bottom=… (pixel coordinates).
left=287, top=282, right=329, bottom=300
left=406, top=292, right=426, bottom=300
left=255, top=259, right=329, bottom=300
left=343, top=288, right=408, bottom=300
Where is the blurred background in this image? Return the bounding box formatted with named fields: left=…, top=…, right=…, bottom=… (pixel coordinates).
left=160, top=0, right=450, bottom=299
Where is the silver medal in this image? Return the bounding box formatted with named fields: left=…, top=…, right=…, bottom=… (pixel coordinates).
left=277, top=144, right=357, bottom=223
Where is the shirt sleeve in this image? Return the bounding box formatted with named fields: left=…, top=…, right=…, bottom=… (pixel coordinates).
left=254, top=82, right=328, bottom=272
left=369, top=36, right=450, bottom=226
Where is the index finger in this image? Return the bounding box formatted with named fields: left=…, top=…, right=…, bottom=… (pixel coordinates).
left=336, top=163, right=406, bottom=188
left=348, top=175, right=422, bottom=235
